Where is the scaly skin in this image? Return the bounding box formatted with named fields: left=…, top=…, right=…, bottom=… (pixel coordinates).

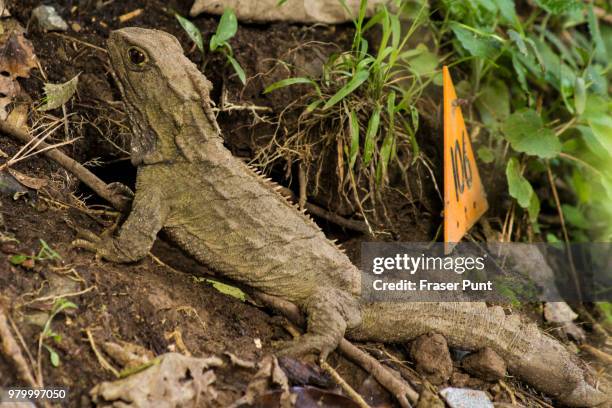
left=74, top=28, right=607, bottom=407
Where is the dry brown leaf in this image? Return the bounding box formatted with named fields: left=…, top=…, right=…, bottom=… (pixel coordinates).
left=0, top=32, right=38, bottom=79
left=5, top=102, right=28, bottom=129
left=7, top=168, right=48, bottom=190
left=229, top=355, right=295, bottom=408
left=190, top=0, right=392, bottom=23
left=91, top=353, right=223, bottom=408
left=0, top=20, right=36, bottom=119
left=0, top=72, right=19, bottom=120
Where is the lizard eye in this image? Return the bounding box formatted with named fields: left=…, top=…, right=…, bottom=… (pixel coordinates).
left=127, top=47, right=148, bottom=66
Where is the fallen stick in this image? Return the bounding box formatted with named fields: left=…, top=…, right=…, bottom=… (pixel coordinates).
left=337, top=339, right=417, bottom=407
left=580, top=344, right=612, bottom=365
left=0, top=309, right=53, bottom=408
left=321, top=361, right=371, bottom=408
left=0, top=308, right=39, bottom=387
left=0, top=120, right=129, bottom=212
left=86, top=329, right=120, bottom=378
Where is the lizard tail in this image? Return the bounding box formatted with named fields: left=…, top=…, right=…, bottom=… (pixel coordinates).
left=348, top=302, right=608, bottom=407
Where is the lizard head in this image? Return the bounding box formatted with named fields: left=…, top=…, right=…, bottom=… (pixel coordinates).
left=107, top=27, right=218, bottom=165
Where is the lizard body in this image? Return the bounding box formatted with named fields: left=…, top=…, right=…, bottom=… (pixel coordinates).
left=76, top=28, right=607, bottom=407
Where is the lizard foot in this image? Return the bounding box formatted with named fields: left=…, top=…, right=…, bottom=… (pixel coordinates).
left=71, top=228, right=101, bottom=252
left=275, top=334, right=337, bottom=364
left=71, top=227, right=114, bottom=261
left=71, top=222, right=119, bottom=250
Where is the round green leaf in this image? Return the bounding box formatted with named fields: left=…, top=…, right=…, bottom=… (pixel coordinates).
left=501, top=109, right=561, bottom=158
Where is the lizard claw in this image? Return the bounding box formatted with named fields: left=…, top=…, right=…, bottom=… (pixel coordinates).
left=107, top=182, right=134, bottom=208
left=275, top=335, right=336, bottom=363
left=71, top=228, right=104, bottom=261
left=71, top=238, right=104, bottom=262
left=74, top=227, right=102, bottom=243
left=72, top=237, right=98, bottom=251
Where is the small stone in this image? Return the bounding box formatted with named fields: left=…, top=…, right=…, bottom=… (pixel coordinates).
left=410, top=332, right=453, bottom=385
left=71, top=22, right=81, bottom=32
left=32, top=5, right=68, bottom=32
left=440, top=387, right=494, bottom=408
left=462, top=347, right=507, bottom=382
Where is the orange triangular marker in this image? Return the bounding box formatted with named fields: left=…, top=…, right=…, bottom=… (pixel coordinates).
left=443, top=66, right=488, bottom=251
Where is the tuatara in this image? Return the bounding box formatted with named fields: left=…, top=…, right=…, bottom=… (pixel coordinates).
left=74, top=27, right=607, bottom=407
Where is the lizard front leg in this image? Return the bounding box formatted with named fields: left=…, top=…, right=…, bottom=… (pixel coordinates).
left=73, top=182, right=167, bottom=263
left=278, top=288, right=362, bottom=363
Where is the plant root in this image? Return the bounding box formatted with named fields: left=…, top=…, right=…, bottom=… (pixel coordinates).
left=337, top=339, right=417, bottom=408
left=86, top=328, right=120, bottom=378
left=580, top=344, right=612, bottom=365
left=321, top=360, right=371, bottom=408
left=0, top=307, right=38, bottom=387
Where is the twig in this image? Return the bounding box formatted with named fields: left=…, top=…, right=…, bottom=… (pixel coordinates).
left=0, top=120, right=129, bottom=212
left=51, top=33, right=108, bottom=53
left=8, top=314, right=37, bottom=378
left=86, top=329, right=120, bottom=378
left=118, top=8, right=143, bottom=23
left=0, top=308, right=39, bottom=387
left=338, top=339, right=416, bottom=408
left=499, top=380, right=517, bottom=405
left=1, top=310, right=52, bottom=408
left=546, top=162, right=582, bottom=302
left=321, top=361, right=371, bottom=408
left=165, top=330, right=191, bottom=356
left=22, top=285, right=96, bottom=308
left=580, top=344, right=612, bottom=365
left=210, top=103, right=272, bottom=113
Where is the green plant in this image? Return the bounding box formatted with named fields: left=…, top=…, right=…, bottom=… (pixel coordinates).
left=9, top=239, right=61, bottom=268
left=39, top=298, right=77, bottom=368
left=596, top=302, right=612, bottom=325
left=261, top=0, right=436, bottom=224
left=175, top=9, right=246, bottom=84
left=436, top=0, right=611, bottom=242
